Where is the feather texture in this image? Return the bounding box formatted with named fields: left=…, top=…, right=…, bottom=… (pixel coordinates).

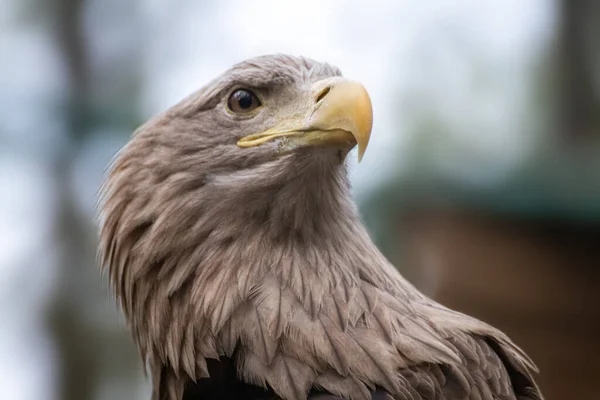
left=98, top=54, right=543, bottom=400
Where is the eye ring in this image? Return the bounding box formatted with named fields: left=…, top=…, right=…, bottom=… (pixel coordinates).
left=227, top=89, right=261, bottom=114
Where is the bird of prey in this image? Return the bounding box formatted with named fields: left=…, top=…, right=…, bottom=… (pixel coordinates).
left=98, top=54, right=542, bottom=400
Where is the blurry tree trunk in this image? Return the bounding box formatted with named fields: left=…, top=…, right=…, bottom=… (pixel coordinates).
left=46, top=0, right=142, bottom=399
left=48, top=1, right=99, bottom=398
left=558, top=0, right=600, bottom=139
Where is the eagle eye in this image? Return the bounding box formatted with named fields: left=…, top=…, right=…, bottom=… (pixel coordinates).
left=227, top=89, right=261, bottom=113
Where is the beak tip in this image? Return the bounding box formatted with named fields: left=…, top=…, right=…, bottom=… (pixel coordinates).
left=357, top=147, right=365, bottom=163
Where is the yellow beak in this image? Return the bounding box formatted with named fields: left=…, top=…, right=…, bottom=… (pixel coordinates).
left=236, top=78, right=373, bottom=162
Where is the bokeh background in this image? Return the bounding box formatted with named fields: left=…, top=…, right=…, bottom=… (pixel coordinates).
left=1, top=0, right=599, bottom=399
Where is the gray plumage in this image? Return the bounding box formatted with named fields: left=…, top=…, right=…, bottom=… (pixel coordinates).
left=98, top=54, right=543, bottom=400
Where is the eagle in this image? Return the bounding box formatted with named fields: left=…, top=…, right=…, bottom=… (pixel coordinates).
left=99, top=54, right=543, bottom=400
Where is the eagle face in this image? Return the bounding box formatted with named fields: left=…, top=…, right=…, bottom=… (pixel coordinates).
left=100, top=55, right=374, bottom=271
left=129, top=55, right=371, bottom=189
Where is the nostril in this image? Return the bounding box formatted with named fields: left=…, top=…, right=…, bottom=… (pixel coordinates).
left=315, top=86, right=331, bottom=104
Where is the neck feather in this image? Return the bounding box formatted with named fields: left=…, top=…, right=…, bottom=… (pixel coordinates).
left=100, top=152, right=408, bottom=386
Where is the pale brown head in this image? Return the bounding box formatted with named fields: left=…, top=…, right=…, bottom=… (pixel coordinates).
left=100, top=55, right=372, bottom=238
left=99, top=55, right=374, bottom=282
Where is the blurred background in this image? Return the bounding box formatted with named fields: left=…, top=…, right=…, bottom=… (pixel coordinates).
left=1, top=0, right=599, bottom=399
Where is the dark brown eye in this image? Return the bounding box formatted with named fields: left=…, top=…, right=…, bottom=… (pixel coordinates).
left=227, top=89, right=261, bottom=113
